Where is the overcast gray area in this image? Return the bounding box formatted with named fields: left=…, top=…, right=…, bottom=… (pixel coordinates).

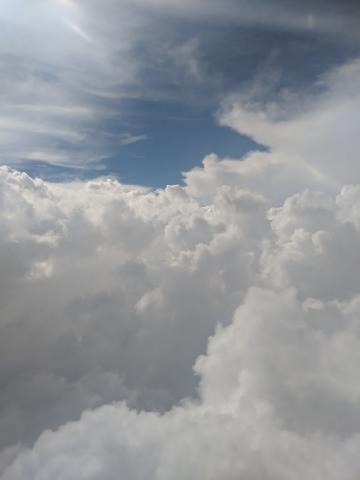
left=1, top=1, right=360, bottom=479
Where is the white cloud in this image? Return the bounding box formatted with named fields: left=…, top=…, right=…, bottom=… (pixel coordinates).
left=218, top=59, right=360, bottom=193
left=0, top=165, right=268, bottom=449
left=2, top=288, right=360, bottom=479
left=118, top=133, right=149, bottom=146
left=1, top=47, right=360, bottom=480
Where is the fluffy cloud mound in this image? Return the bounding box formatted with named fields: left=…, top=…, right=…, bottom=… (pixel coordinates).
left=0, top=166, right=269, bottom=450
left=2, top=59, right=360, bottom=478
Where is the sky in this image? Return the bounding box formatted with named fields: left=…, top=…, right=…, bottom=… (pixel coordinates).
left=0, top=0, right=359, bottom=185
left=1, top=1, right=360, bottom=479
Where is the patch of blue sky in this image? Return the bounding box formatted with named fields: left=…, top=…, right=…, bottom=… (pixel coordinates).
left=15, top=15, right=360, bottom=188
left=102, top=102, right=267, bottom=187
left=21, top=99, right=267, bottom=187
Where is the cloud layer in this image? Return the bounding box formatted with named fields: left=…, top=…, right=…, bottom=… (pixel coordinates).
left=1, top=55, right=360, bottom=478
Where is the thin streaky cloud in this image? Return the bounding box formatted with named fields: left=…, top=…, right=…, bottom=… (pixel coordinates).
left=62, top=17, right=93, bottom=43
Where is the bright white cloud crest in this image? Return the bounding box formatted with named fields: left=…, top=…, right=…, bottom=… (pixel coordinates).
left=0, top=54, right=360, bottom=478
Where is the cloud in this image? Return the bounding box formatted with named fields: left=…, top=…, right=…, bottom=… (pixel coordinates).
left=1, top=26, right=360, bottom=480
left=2, top=288, right=360, bottom=479
left=217, top=58, right=360, bottom=191
left=183, top=57, right=360, bottom=204
left=118, top=133, right=149, bottom=146
left=0, top=165, right=268, bottom=449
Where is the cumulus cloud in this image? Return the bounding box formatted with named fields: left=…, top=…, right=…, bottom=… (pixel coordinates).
left=2, top=287, right=360, bottom=479
left=218, top=59, right=360, bottom=191
left=0, top=165, right=269, bottom=449
left=1, top=49, right=360, bottom=480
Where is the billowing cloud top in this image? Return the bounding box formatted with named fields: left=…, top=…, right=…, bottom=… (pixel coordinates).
left=1, top=48, right=360, bottom=478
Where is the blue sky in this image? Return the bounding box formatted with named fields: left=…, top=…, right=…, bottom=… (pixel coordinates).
left=0, top=0, right=359, bottom=187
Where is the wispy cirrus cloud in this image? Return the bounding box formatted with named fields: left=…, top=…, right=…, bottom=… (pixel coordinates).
left=118, top=133, right=149, bottom=146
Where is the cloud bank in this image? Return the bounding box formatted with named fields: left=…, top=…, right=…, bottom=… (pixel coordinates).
left=0, top=56, right=360, bottom=478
